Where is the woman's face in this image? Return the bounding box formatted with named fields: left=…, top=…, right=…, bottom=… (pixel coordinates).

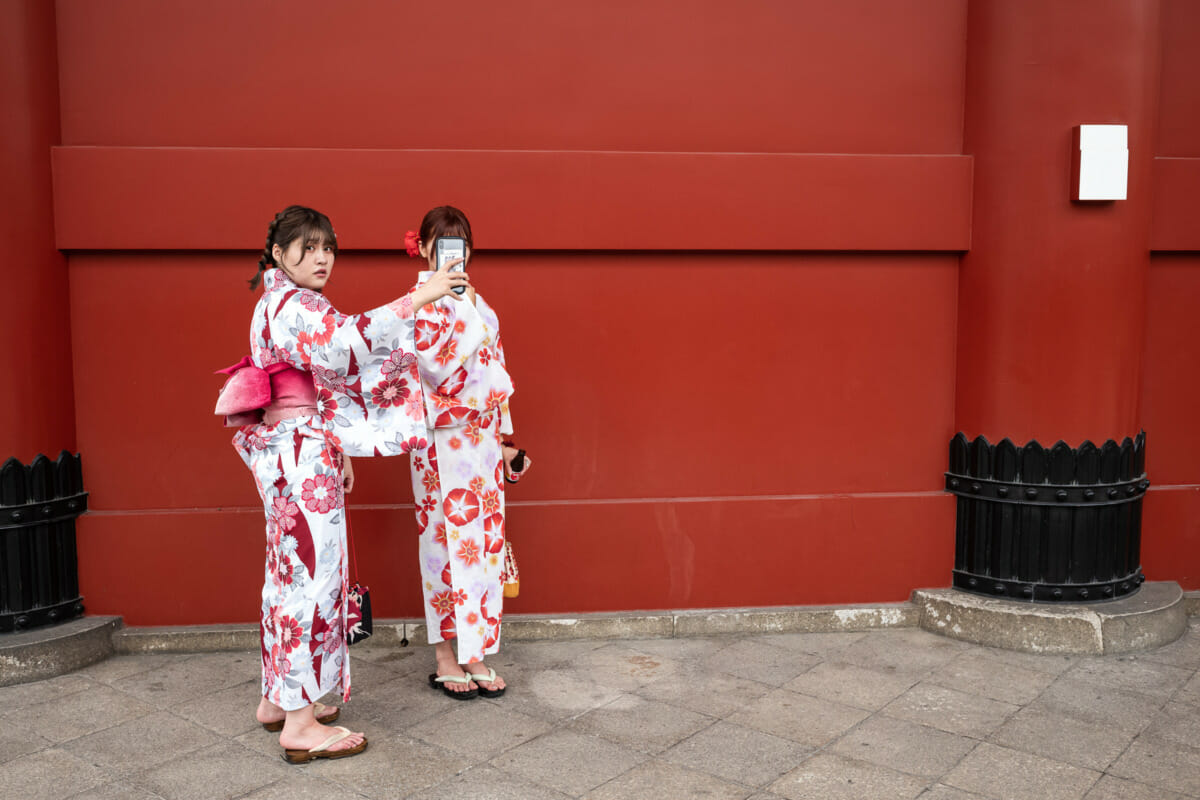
left=418, top=236, right=472, bottom=272
left=274, top=236, right=335, bottom=291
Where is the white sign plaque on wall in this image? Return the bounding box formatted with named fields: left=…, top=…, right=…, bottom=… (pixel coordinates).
left=1072, top=124, right=1128, bottom=202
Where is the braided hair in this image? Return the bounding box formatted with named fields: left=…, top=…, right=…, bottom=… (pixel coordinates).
left=249, top=205, right=338, bottom=290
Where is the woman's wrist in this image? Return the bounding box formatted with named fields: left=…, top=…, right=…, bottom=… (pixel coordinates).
left=409, top=284, right=436, bottom=310
left=387, top=293, right=415, bottom=319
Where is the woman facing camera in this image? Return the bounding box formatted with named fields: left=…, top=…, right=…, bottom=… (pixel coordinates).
left=404, top=206, right=531, bottom=700
left=229, top=205, right=468, bottom=762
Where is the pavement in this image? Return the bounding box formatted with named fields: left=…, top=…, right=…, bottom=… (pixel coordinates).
left=2, top=622, right=1200, bottom=800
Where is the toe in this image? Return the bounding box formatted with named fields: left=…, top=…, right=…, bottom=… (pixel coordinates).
left=330, top=734, right=364, bottom=751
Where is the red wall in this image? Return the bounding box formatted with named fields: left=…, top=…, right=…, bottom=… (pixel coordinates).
left=51, top=0, right=967, bottom=624
left=24, top=0, right=1199, bottom=624
left=955, top=0, right=1159, bottom=446
left=1140, top=0, right=1200, bottom=590
left=0, top=0, right=75, bottom=463
left=71, top=252, right=959, bottom=622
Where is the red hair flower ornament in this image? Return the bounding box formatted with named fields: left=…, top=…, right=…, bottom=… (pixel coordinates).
left=404, top=230, right=421, bottom=258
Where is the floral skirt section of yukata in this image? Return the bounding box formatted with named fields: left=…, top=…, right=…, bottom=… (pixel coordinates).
left=411, top=413, right=506, bottom=665
left=235, top=416, right=350, bottom=709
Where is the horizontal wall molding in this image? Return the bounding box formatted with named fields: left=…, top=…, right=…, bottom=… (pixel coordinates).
left=52, top=147, right=974, bottom=252
left=1152, top=157, right=1200, bottom=252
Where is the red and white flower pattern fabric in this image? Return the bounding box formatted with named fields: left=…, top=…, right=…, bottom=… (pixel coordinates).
left=234, top=268, right=426, bottom=710
left=410, top=273, right=514, bottom=665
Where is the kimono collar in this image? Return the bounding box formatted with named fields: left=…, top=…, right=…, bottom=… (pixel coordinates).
left=261, top=268, right=293, bottom=292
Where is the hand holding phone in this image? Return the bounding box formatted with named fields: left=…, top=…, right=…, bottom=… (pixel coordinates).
left=504, top=445, right=529, bottom=483
left=436, top=237, right=468, bottom=295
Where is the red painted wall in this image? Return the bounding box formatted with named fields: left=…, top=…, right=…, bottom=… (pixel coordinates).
left=52, top=0, right=967, bottom=624
left=54, top=1, right=967, bottom=153
left=955, top=0, right=1159, bottom=446
left=0, top=0, right=75, bottom=463
left=20, top=0, right=1198, bottom=625
left=1140, top=0, right=1200, bottom=591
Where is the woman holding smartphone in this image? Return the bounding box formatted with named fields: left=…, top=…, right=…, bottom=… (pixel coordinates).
left=232, top=205, right=468, bottom=761
left=405, top=206, right=531, bottom=699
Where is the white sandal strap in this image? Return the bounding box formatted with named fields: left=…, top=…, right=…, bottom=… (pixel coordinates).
left=434, top=674, right=474, bottom=685
left=467, top=667, right=499, bottom=683
left=309, top=726, right=352, bottom=753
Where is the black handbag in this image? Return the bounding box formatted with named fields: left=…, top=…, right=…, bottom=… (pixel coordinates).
left=345, top=515, right=373, bottom=645
left=346, top=582, right=372, bottom=645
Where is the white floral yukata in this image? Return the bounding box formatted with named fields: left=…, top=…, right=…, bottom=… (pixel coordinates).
left=234, top=268, right=427, bottom=710
left=410, top=272, right=514, bottom=665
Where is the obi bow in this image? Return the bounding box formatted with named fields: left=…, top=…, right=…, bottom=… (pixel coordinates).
left=214, top=356, right=294, bottom=427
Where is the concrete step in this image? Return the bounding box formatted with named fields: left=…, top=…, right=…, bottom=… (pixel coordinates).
left=2, top=589, right=1196, bottom=685
left=0, top=615, right=120, bottom=687
left=112, top=602, right=921, bottom=654
left=913, top=581, right=1188, bottom=655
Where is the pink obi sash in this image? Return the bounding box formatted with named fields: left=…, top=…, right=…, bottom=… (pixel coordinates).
left=214, top=356, right=318, bottom=427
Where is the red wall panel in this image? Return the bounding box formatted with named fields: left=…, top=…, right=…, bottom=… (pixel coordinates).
left=52, top=148, right=973, bottom=252
left=55, top=0, right=967, bottom=155
left=1142, top=255, right=1200, bottom=486
left=955, top=0, right=1160, bottom=447
left=1142, top=0, right=1200, bottom=590
left=1151, top=158, right=1200, bottom=251
left=1158, top=0, right=1200, bottom=157
left=1140, top=253, right=1200, bottom=589
left=1141, top=488, right=1200, bottom=592
left=79, top=495, right=956, bottom=626
left=69, top=252, right=958, bottom=511
left=0, top=0, right=75, bottom=462
left=69, top=250, right=959, bottom=619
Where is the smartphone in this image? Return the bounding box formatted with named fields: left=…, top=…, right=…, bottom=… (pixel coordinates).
left=505, top=449, right=527, bottom=483
left=435, top=236, right=467, bottom=295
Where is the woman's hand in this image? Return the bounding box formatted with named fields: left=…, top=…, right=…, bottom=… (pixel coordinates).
left=343, top=455, right=355, bottom=494
left=411, top=258, right=470, bottom=307
left=503, top=445, right=531, bottom=481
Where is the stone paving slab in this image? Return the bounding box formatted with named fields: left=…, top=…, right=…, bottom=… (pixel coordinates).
left=2, top=622, right=1199, bottom=799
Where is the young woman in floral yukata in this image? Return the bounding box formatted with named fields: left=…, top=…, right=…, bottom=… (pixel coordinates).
left=405, top=206, right=532, bottom=699
left=234, top=206, right=468, bottom=761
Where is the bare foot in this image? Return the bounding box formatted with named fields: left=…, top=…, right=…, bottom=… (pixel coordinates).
left=255, top=696, right=338, bottom=726
left=278, top=707, right=364, bottom=753
left=434, top=642, right=476, bottom=694
left=468, top=662, right=506, bottom=692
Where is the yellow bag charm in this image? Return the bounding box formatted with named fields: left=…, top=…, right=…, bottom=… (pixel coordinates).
left=501, top=540, right=520, bottom=598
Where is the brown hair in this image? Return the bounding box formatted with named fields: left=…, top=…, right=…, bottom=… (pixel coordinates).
left=419, top=206, right=473, bottom=253
left=249, top=205, right=338, bottom=289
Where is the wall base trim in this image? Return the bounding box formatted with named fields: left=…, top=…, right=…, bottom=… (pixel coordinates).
left=113, top=602, right=921, bottom=654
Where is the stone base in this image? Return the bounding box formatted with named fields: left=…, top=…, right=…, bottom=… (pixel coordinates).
left=51, top=593, right=1200, bottom=662
left=114, top=623, right=259, bottom=654
left=0, top=616, right=121, bottom=686
left=913, top=581, right=1187, bottom=655
left=112, top=602, right=919, bottom=653
left=1186, top=590, right=1200, bottom=618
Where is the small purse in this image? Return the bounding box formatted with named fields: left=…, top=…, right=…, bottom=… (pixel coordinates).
left=499, top=441, right=524, bottom=597
left=501, top=540, right=520, bottom=598
left=345, top=515, right=373, bottom=645
left=346, top=582, right=373, bottom=645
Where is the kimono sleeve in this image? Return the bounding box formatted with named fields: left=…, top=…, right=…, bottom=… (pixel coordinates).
left=493, top=332, right=514, bottom=436
left=413, top=297, right=489, bottom=389
left=273, top=289, right=428, bottom=457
